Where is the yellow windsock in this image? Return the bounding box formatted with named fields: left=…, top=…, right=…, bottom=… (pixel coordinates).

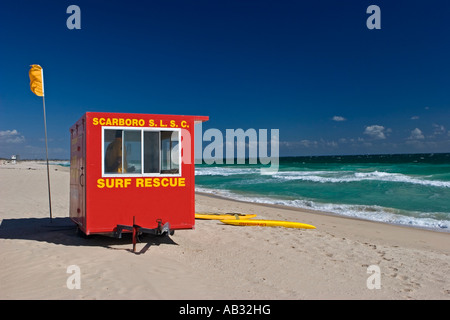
left=29, top=64, right=44, bottom=97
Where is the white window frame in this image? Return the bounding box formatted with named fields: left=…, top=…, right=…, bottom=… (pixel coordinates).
left=101, top=126, right=181, bottom=178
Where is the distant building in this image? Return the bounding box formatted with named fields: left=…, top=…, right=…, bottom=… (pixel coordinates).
left=11, top=155, right=19, bottom=164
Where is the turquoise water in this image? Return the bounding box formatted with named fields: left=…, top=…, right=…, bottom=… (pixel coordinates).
left=195, top=153, right=450, bottom=231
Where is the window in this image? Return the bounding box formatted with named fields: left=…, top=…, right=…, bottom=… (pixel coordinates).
left=161, top=131, right=179, bottom=174
left=103, top=128, right=180, bottom=176
left=143, top=131, right=159, bottom=173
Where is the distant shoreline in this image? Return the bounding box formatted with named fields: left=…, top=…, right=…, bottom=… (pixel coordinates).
left=3, top=151, right=449, bottom=162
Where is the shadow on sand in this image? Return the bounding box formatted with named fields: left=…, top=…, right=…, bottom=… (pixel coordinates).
left=0, top=217, right=177, bottom=254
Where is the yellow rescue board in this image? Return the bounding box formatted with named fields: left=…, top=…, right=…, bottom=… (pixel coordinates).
left=195, top=213, right=257, bottom=220
left=220, top=219, right=316, bottom=229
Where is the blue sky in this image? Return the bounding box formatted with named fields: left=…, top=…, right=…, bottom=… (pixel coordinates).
left=0, top=0, right=449, bottom=159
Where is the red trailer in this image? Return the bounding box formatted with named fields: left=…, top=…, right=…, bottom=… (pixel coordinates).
left=69, top=112, right=208, bottom=250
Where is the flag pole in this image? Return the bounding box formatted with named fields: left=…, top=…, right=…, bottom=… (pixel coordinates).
left=41, top=68, right=52, bottom=222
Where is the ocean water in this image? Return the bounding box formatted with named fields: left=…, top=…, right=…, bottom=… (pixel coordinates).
left=195, top=153, right=450, bottom=232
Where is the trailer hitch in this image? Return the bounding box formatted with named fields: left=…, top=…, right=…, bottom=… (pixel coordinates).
left=115, top=217, right=171, bottom=253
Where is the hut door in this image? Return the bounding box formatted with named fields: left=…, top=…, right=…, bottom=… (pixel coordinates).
left=77, top=132, right=86, bottom=225
left=70, top=129, right=86, bottom=229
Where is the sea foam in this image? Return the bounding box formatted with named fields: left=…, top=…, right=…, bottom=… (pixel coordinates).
left=195, top=186, right=450, bottom=231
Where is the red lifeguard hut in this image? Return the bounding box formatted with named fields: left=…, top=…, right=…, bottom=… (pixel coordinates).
left=69, top=112, right=208, bottom=250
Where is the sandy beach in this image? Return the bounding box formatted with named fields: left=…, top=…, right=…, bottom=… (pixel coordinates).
left=0, top=161, right=449, bottom=300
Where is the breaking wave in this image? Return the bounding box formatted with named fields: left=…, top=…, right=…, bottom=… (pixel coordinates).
left=196, top=167, right=450, bottom=188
